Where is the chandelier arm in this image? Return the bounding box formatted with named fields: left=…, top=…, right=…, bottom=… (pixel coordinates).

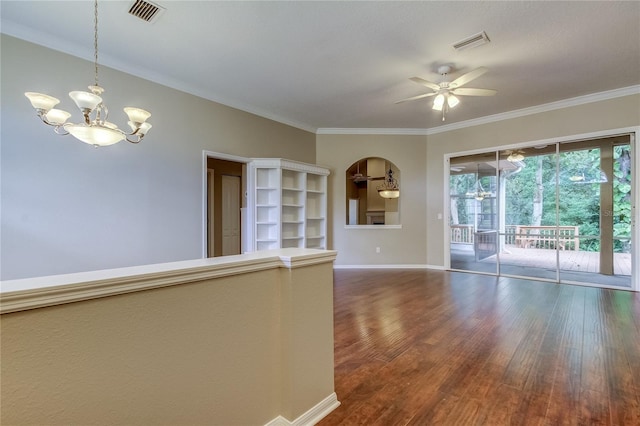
left=124, top=135, right=142, bottom=144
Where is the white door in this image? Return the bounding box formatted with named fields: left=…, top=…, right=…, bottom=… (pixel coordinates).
left=221, top=175, right=241, bottom=255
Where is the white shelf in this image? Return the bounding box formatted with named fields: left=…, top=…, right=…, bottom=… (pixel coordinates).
left=251, top=159, right=328, bottom=252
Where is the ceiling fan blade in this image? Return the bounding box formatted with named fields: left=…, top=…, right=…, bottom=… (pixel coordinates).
left=395, top=92, right=436, bottom=104
left=409, top=77, right=440, bottom=91
left=449, top=67, right=488, bottom=88
left=451, top=88, right=497, bottom=96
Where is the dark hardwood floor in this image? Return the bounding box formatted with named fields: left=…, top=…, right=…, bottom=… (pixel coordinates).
left=318, top=269, right=640, bottom=426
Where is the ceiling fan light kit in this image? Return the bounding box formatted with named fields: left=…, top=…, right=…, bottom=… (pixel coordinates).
left=25, top=0, right=152, bottom=147
left=507, top=151, right=525, bottom=162
left=396, top=64, right=496, bottom=121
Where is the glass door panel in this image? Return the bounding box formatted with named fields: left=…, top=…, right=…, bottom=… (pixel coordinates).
left=558, top=138, right=632, bottom=288
left=449, top=153, right=498, bottom=274
left=498, top=147, right=558, bottom=280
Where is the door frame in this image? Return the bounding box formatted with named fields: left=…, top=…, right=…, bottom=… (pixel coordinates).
left=443, top=126, right=639, bottom=291
left=202, top=150, right=251, bottom=258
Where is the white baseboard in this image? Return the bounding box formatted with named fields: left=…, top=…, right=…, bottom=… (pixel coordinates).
left=265, top=393, right=340, bottom=426
left=333, top=264, right=444, bottom=270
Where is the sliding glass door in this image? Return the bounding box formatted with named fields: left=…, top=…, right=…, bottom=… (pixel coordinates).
left=448, top=135, right=633, bottom=288
left=498, top=146, right=558, bottom=281
left=557, top=138, right=632, bottom=287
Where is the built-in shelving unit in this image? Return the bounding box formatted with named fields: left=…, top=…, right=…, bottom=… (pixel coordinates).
left=249, top=159, right=329, bottom=251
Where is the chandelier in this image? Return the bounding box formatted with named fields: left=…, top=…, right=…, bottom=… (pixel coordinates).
left=378, top=168, right=400, bottom=199
left=24, top=0, right=151, bottom=147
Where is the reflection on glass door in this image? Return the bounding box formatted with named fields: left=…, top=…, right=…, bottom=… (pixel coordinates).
left=449, top=135, right=633, bottom=289
left=557, top=139, right=632, bottom=287
left=449, top=153, right=498, bottom=274
left=498, top=147, right=558, bottom=281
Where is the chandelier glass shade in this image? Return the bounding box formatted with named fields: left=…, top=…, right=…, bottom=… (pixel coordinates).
left=507, top=151, right=525, bottom=162
left=24, top=0, right=151, bottom=147
left=378, top=168, right=400, bottom=199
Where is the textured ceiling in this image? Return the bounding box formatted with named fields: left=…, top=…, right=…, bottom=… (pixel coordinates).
left=2, top=1, right=639, bottom=132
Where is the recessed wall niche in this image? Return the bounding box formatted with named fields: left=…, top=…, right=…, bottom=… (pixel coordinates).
left=346, top=157, right=400, bottom=226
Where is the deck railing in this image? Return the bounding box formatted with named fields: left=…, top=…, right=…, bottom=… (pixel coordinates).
left=514, top=225, right=579, bottom=251
left=451, top=225, right=475, bottom=244
left=450, top=224, right=579, bottom=251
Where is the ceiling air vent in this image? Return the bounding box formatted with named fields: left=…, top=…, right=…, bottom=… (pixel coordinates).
left=128, top=0, right=165, bottom=23
left=452, top=31, right=490, bottom=51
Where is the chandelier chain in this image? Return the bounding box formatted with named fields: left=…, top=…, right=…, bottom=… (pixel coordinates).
left=94, top=0, right=99, bottom=87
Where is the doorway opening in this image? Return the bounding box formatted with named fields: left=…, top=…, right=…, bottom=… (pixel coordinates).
left=203, top=152, right=250, bottom=258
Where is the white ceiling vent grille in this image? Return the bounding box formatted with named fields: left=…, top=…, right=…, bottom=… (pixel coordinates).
left=128, top=0, right=165, bottom=23
left=452, top=31, right=490, bottom=51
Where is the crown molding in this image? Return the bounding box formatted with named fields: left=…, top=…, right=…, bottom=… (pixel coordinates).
left=317, top=85, right=640, bottom=136
left=3, top=22, right=636, bottom=137
left=1, top=23, right=318, bottom=135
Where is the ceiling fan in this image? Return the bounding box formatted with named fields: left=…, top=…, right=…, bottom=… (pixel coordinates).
left=396, top=65, right=497, bottom=121
left=349, top=162, right=373, bottom=182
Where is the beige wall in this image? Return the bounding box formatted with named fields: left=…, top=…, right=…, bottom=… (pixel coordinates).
left=316, top=134, right=427, bottom=266
left=1, top=35, right=315, bottom=280
left=317, top=94, right=640, bottom=267
left=1, top=251, right=337, bottom=425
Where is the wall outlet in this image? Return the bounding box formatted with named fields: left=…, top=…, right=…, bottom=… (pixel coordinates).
left=376, top=247, right=381, bottom=253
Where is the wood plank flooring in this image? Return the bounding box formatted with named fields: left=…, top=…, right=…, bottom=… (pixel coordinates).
left=318, top=269, right=640, bottom=426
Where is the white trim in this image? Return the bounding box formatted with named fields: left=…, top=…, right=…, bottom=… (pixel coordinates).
left=631, top=130, right=640, bottom=291
left=344, top=225, right=402, bottom=230
left=443, top=155, right=452, bottom=270
left=317, top=86, right=640, bottom=136
left=2, top=21, right=318, bottom=134
left=202, top=151, right=252, bottom=258
left=6, top=19, right=635, bottom=136
left=264, top=393, right=340, bottom=426
left=334, top=264, right=444, bottom=270
left=0, top=249, right=337, bottom=314
left=251, top=158, right=331, bottom=175
left=7, top=18, right=635, bottom=136
left=317, top=128, right=430, bottom=135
